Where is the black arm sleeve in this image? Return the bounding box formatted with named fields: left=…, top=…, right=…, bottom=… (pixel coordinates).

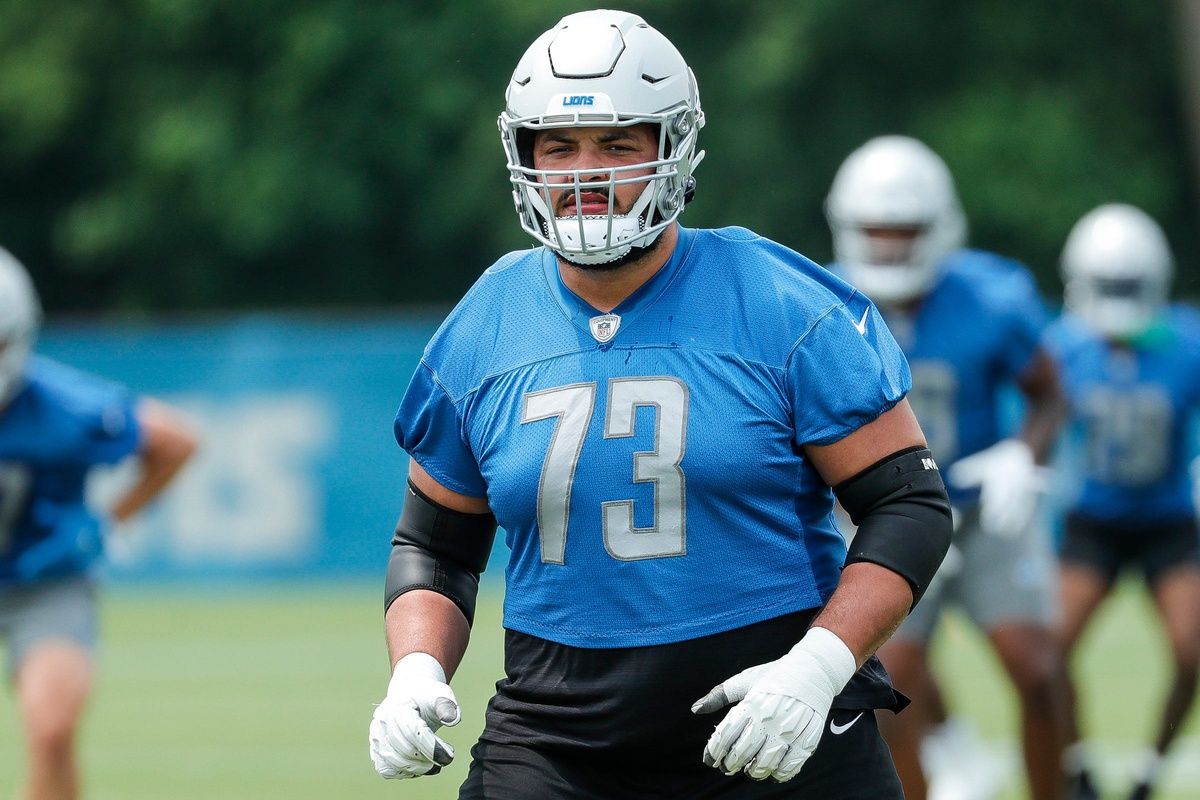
left=384, top=480, right=498, bottom=626
left=833, top=445, right=953, bottom=610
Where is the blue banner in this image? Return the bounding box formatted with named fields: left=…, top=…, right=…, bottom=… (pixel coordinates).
left=39, top=312, right=511, bottom=582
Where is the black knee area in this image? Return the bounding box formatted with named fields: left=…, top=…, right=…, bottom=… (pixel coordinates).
left=384, top=480, right=497, bottom=626
left=833, top=446, right=952, bottom=610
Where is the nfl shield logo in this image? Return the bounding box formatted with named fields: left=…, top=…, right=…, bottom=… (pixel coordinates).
left=589, top=314, right=621, bottom=343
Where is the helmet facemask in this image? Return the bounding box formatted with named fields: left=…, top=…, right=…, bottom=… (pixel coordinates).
left=502, top=103, right=702, bottom=266
left=0, top=333, right=34, bottom=405
left=1065, top=273, right=1167, bottom=340
left=828, top=217, right=962, bottom=305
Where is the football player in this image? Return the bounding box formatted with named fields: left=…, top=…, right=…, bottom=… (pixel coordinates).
left=1046, top=204, right=1200, bottom=800
left=369, top=10, right=953, bottom=798
left=826, top=135, right=1071, bottom=800
left=0, top=250, right=197, bottom=800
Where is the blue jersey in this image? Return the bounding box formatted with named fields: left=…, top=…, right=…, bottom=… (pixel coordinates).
left=837, top=250, right=1047, bottom=504
left=395, top=227, right=910, bottom=648
left=0, top=356, right=141, bottom=583
left=1044, top=306, right=1200, bottom=523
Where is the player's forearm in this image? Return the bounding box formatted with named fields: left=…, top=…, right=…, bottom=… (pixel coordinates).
left=1019, top=403, right=1065, bottom=466
left=809, top=562, right=912, bottom=668
left=385, top=589, right=471, bottom=679
left=110, top=456, right=191, bottom=521
left=111, top=405, right=198, bottom=522
left=1017, top=349, right=1067, bottom=463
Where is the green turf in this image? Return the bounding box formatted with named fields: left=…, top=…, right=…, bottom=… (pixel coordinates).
left=0, top=580, right=1195, bottom=799
left=931, top=579, right=1200, bottom=799
left=0, top=582, right=507, bottom=800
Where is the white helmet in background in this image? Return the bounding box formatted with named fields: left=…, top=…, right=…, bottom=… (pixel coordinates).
left=0, top=248, right=40, bottom=404
left=826, top=136, right=966, bottom=305
left=499, top=10, right=705, bottom=265
left=1061, top=203, right=1172, bottom=339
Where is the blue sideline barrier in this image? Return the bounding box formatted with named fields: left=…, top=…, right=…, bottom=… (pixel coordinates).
left=39, top=311, right=520, bottom=583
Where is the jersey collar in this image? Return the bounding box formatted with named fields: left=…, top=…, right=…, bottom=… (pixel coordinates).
left=541, top=226, right=697, bottom=343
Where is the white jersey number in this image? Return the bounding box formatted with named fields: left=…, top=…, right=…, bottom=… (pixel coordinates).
left=907, top=361, right=959, bottom=464
left=0, top=462, right=33, bottom=555
left=521, top=378, right=688, bottom=564
left=1082, top=386, right=1172, bottom=486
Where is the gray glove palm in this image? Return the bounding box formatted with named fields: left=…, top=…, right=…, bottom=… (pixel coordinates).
left=692, top=627, right=857, bottom=782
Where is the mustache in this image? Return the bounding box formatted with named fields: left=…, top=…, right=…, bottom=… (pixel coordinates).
left=554, top=186, right=612, bottom=214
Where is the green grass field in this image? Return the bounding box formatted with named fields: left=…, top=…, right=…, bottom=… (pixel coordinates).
left=0, top=580, right=1196, bottom=799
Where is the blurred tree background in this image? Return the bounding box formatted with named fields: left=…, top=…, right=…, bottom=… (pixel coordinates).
left=0, top=0, right=1194, bottom=313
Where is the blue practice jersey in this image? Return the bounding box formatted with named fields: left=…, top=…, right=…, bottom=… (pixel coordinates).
left=0, top=356, right=141, bottom=583
left=836, top=250, right=1047, bottom=504
left=1044, top=306, right=1200, bottom=523
left=395, top=227, right=910, bottom=648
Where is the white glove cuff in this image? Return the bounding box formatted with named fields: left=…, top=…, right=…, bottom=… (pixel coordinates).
left=390, top=652, right=447, bottom=690
left=791, top=627, right=857, bottom=695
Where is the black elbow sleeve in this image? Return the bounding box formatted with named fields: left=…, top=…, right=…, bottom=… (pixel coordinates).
left=384, top=480, right=498, bottom=626
left=833, top=446, right=953, bottom=609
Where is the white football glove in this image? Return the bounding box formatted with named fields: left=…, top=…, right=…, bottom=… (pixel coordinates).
left=947, top=439, right=1047, bottom=539
left=692, top=627, right=857, bottom=783
left=369, top=652, right=461, bottom=779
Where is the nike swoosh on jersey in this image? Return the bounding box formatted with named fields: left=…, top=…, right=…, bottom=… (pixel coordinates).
left=829, top=711, right=864, bottom=735
left=853, top=308, right=870, bottom=335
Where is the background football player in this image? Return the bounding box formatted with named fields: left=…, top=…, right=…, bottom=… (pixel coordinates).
left=1046, top=204, right=1200, bottom=800
left=0, top=249, right=197, bottom=800
left=826, top=135, right=1071, bottom=800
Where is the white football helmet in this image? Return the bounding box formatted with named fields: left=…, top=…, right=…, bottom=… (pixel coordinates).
left=0, top=247, right=40, bottom=404
left=1061, top=204, right=1172, bottom=339
left=499, top=10, right=705, bottom=265
left=826, top=136, right=966, bottom=305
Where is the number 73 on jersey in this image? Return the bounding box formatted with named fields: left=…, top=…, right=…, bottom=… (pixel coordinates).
left=521, top=377, right=689, bottom=564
